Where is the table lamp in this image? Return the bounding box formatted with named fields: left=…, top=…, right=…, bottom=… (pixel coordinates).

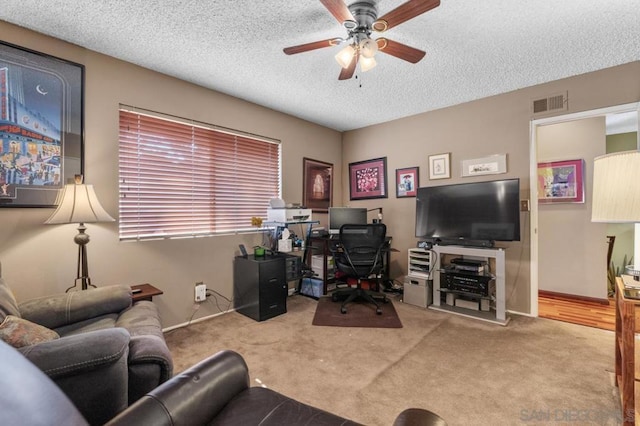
left=45, top=175, right=115, bottom=291
left=592, top=150, right=640, bottom=281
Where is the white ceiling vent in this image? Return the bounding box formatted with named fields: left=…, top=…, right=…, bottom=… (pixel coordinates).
left=531, top=92, right=568, bottom=115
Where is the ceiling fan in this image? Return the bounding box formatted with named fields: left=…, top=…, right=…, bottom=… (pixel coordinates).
left=283, top=0, right=440, bottom=80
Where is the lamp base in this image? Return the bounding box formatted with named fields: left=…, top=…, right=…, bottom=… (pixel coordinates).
left=65, top=223, right=96, bottom=292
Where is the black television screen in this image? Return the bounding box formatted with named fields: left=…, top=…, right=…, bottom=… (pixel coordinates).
left=415, top=178, right=520, bottom=245
left=329, top=207, right=367, bottom=235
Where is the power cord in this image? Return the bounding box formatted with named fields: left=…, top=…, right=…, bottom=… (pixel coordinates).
left=205, top=288, right=233, bottom=313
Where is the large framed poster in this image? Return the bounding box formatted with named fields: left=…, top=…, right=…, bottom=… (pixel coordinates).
left=0, top=41, right=84, bottom=207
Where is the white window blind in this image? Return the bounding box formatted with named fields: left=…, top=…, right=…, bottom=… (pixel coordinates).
left=118, top=108, right=281, bottom=241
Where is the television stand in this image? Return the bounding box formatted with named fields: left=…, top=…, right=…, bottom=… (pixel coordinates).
left=429, top=245, right=509, bottom=326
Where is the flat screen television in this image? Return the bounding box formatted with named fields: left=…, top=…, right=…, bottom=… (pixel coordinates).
left=329, top=207, right=367, bottom=235
left=415, top=178, right=520, bottom=247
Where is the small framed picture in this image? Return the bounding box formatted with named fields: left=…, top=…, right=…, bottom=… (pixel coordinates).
left=461, top=154, right=507, bottom=177
left=349, top=157, right=388, bottom=200
left=429, top=153, right=450, bottom=180
left=302, top=157, right=333, bottom=212
left=396, top=167, right=419, bottom=198
left=537, top=159, right=585, bottom=204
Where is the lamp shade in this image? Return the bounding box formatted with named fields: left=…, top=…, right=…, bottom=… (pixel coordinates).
left=591, top=150, right=640, bottom=223
left=359, top=55, right=377, bottom=72
left=335, top=44, right=355, bottom=69
left=46, top=182, right=115, bottom=224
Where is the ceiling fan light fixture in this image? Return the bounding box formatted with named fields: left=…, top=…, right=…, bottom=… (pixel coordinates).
left=335, top=44, right=356, bottom=69
left=359, top=55, right=377, bottom=72
left=359, top=37, right=378, bottom=59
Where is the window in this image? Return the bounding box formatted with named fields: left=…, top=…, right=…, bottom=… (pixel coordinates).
left=118, top=108, right=281, bottom=241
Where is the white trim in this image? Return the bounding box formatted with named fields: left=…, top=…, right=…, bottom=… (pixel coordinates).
left=529, top=102, right=640, bottom=317
left=162, top=308, right=236, bottom=332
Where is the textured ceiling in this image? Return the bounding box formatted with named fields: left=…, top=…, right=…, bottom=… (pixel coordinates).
left=1, top=0, right=638, bottom=131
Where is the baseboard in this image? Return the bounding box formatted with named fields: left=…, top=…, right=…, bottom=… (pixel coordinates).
left=538, top=289, right=609, bottom=305
left=162, top=308, right=236, bottom=332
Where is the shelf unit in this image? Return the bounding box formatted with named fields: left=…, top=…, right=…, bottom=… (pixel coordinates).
left=408, top=248, right=432, bottom=279
left=430, top=245, right=509, bottom=326
left=615, top=276, right=639, bottom=425
left=305, top=236, right=337, bottom=296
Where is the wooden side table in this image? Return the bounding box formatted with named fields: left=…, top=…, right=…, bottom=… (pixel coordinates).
left=615, top=276, right=639, bottom=425
left=131, top=283, right=163, bottom=302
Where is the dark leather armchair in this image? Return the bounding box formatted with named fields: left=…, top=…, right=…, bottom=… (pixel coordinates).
left=0, top=339, right=447, bottom=426
left=0, top=273, right=172, bottom=425
left=331, top=223, right=389, bottom=314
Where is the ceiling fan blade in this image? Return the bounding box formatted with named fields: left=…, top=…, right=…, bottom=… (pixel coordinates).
left=320, top=0, right=355, bottom=23
left=376, top=38, right=426, bottom=63
left=373, top=0, right=440, bottom=32
left=283, top=38, right=341, bottom=55
left=338, top=55, right=358, bottom=80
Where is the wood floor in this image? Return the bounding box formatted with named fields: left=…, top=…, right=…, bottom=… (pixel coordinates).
left=538, top=290, right=615, bottom=331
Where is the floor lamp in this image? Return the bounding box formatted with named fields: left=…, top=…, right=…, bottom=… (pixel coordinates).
left=45, top=175, right=115, bottom=291
left=592, top=150, right=640, bottom=282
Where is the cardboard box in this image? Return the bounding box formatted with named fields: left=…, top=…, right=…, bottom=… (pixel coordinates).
left=300, top=278, right=323, bottom=298
left=311, top=255, right=334, bottom=269
left=403, top=276, right=432, bottom=308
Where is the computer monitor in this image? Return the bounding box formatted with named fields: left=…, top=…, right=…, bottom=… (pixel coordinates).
left=328, top=207, right=367, bottom=235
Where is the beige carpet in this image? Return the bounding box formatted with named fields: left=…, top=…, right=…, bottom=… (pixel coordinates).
left=165, top=294, right=619, bottom=426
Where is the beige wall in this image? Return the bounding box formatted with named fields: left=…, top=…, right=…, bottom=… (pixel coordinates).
left=0, top=20, right=638, bottom=323
left=0, top=21, right=342, bottom=327
left=537, top=118, right=607, bottom=299
left=342, top=62, right=640, bottom=314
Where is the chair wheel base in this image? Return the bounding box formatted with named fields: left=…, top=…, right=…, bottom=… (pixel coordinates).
left=341, top=307, right=347, bottom=314
left=376, top=308, right=382, bottom=315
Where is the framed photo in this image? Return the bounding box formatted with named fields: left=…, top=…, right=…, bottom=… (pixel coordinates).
left=396, top=166, right=419, bottom=198
left=461, top=154, right=507, bottom=177
left=537, top=159, right=585, bottom=204
left=0, top=41, right=84, bottom=207
left=429, top=153, right=450, bottom=180
left=302, top=157, right=333, bottom=212
left=349, top=157, right=388, bottom=200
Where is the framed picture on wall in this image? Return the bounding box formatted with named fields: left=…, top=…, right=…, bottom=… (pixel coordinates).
left=0, top=41, right=84, bottom=207
left=396, top=166, right=419, bottom=198
left=349, top=157, right=388, bottom=200
left=428, top=153, right=450, bottom=180
left=302, top=157, right=333, bottom=212
left=537, top=159, right=585, bottom=204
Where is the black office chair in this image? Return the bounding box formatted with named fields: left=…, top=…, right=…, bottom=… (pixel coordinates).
left=331, top=223, right=389, bottom=315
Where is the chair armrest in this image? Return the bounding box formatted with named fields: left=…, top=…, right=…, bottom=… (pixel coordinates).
left=19, top=285, right=132, bottom=329
left=20, top=328, right=131, bottom=425
left=18, top=327, right=130, bottom=379
left=106, top=350, right=250, bottom=426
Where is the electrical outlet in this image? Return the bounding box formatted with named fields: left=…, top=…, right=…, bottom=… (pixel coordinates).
left=194, top=282, right=207, bottom=302
left=520, top=199, right=530, bottom=212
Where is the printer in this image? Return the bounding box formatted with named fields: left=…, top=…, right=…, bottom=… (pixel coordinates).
left=266, top=198, right=312, bottom=223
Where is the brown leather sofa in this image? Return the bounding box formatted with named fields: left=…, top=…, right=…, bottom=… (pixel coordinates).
left=0, top=339, right=446, bottom=426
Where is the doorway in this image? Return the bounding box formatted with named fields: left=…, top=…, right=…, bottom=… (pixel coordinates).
left=529, top=103, right=640, bottom=318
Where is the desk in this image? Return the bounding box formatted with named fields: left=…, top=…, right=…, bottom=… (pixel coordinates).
left=306, top=235, right=393, bottom=295
left=131, top=283, right=163, bottom=302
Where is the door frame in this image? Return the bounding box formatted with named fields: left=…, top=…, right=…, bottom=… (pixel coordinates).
left=528, top=102, right=640, bottom=316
